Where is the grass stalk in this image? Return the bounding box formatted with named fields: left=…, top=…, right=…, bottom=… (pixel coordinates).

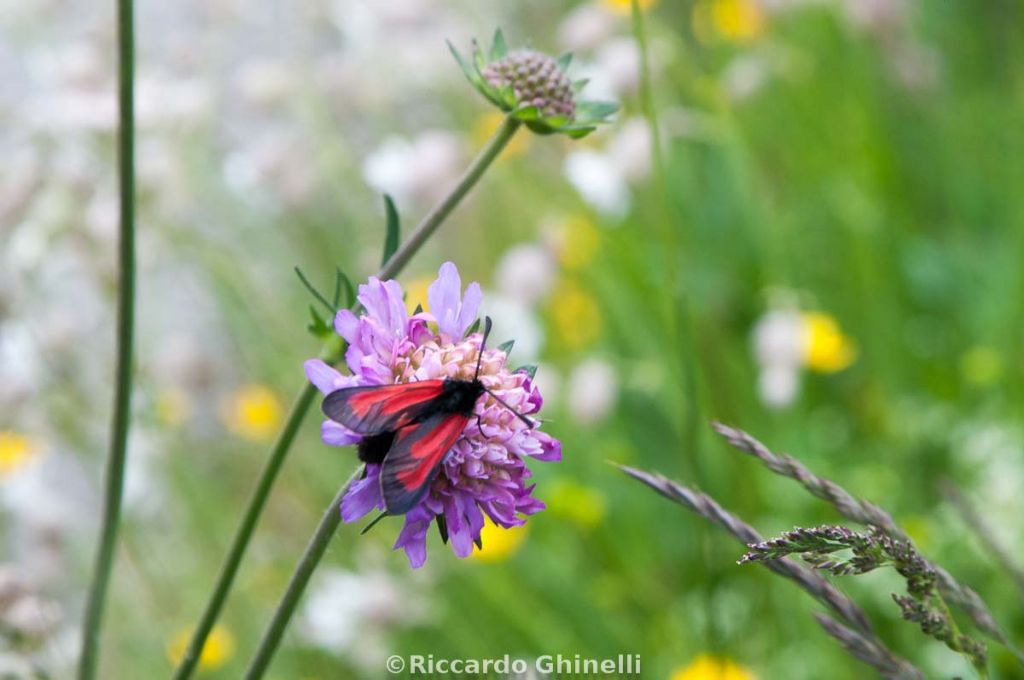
left=621, top=466, right=925, bottom=680
left=78, top=0, right=136, bottom=675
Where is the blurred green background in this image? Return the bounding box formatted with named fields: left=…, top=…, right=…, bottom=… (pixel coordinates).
left=2, top=0, right=1023, bottom=677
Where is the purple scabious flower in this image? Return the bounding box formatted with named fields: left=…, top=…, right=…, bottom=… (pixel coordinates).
left=304, top=262, right=560, bottom=567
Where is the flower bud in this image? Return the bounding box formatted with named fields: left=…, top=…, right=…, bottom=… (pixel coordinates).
left=482, top=50, right=576, bottom=119
left=450, top=29, right=618, bottom=138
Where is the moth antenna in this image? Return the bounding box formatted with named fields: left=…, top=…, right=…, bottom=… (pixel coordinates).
left=483, top=387, right=536, bottom=429
left=360, top=511, right=389, bottom=535
left=473, top=316, right=493, bottom=381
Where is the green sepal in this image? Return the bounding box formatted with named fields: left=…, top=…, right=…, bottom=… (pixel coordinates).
left=556, top=52, right=573, bottom=71
left=490, top=29, right=508, bottom=61
left=472, top=38, right=488, bottom=73
left=448, top=40, right=486, bottom=90
left=525, top=120, right=558, bottom=135
left=516, top=364, right=539, bottom=380
left=513, top=105, right=543, bottom=122
left=495, top=84, right=517, bottom=110
left=559, top=125, right=598, bottom=139
left=497, top=340, right=515, bottom=356
left=464, top=318, right=481, bottom=337
left=544, top=113, right=573, bottom=128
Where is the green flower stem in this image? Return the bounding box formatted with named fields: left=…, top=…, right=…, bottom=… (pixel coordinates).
left=378, top=114, right=521, bottom=280
left=78, top=0, right=135, bottom=677
left=173, top=114, right=523, bottom=680
left=244, top=465, right=363, bottom=680
left=171, top=383, right=319, bottom=679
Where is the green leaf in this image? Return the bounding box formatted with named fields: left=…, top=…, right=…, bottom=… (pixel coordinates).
left=545, top=113, right=572, bottom=128
left=516, top=364, right=538, bottom=380
left=448, top=40, right=484, bottom=88
left=490, top=29, right=508, bottom=61
left=332, top=270, right=343, bottom=307
left=575, top=100, right=620, bottom=121
left=513, top=105, right=543, bottom=122
left=562, top=125, right=597, bottom=139
left=472, top=38, right=488, bottom=73
left=497, top=339, right=515, bottom=355
left=556, top=52, right=573, bottom=71
left=413, top=303, right=424, bottom=315
left=381, top=194, right=400, bottom=267
left=480, top=84, right=512, bottom=111
left=464, top=318, right=481, bottom=337
left=307, top=305, right=331, bottom=338
left=495, top=84, right=517, bottom=109
left=334, top=267, right=354, bottom=308
left=295, top=266, right=335, bottom=313
left=572, top=78, right=590, bottom=93
left=525, top=120, right=558, bottom=135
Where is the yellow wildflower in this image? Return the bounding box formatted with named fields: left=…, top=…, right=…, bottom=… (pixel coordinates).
left=603, top=0, right=657, bottom=15
left=403, top=276, right=434, bottom=315
left=0, top=431, right=38, bottom=478
left=473, top=111, right=529, bottom=158
left=671, top=654, right=756, bottom=680
left=473, top=517, right=528, bottom=563
left=155, top=387, right=192, bottom=427
left=222, top=385, right=282, bottom=442
left=549, top=280, right=602, bottom=350
left=960, top=345, right=1003, bottom=387
left=693, top=0, right=765, bottom=44
left=548, top=479, right=607, bottom=529
left=802, top=312, right=856, bottom=373
left=554, top=215, right=601, bottom=271
left=166, top=625, right=235, bottom=671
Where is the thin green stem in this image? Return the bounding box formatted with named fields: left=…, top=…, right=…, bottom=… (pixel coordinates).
left=379, top=115, right=521, bottom=280
left=173, top=114, right=523, bottom=679
left=78, top=0, right=135, bottom=676
left=171, top=383, right=319, bottom=679
left=244, top=466, right=363, bottom=680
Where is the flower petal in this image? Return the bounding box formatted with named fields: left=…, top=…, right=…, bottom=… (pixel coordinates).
left=340, top=466, right=384, bottom=522
left=322, top=420, right=361, bottom=447
left=357, top=277, right=407, bottom=337
left=334, top=309, right=360, bottom=343
left=445, top=495, right=475, bottom=558
left=533, top=431, right=562, bottom=461
left=304, top=359, right=354, bottom=395
left=428, top=262, right=462, bottom=339
left=394, top=506, right=433, bottom=568
left=457, top=282, right=482, bottom=337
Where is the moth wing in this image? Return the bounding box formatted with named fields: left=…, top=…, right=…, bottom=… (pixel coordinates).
left=321, top=380, right=445, bottom=435
left=380, top=411, right=470, bottom=515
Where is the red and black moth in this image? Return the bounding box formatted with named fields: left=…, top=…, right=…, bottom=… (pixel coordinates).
left=321, top=317, right=535, bottom=517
